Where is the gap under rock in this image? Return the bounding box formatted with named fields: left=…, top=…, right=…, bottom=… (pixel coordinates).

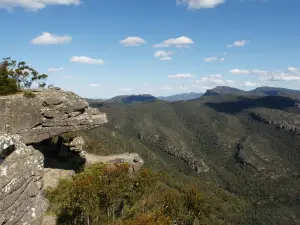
left=31, top=136, right=86, bottom=189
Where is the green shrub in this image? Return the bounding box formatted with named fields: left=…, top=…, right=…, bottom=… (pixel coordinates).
left=0, top=78, right=18, bottom=95
left=46, top=163, right=213, bottom=225
left=0, top=63, right=18, bottom=96
left=23, top=90, right=36, bottom=98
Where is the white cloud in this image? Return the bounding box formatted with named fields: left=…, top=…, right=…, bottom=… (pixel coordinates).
left=89, top=84, right=100, bottom=87
left=154, top=50, right=174, bottom=60
left=227, top=40, right=248, bottom=48
left=0, top=0, right=80, bottom=10
left=48, top=67, right=64, bottom=73
left=262, top=73, right=300, bottom=82
left=288, top=67, right=300, bottom=73
left=120, top=37, right=146, bottom=46
left=177, top=0, right=225, bottom=9
left=204, top=56, right=224, bottom=62
left=252, top=69, right=268, bottom=75
left=160, top=57, right=172, bottom=61
left=153, top=36, right=194, bottom=48
left=154, top=50, right=174, bottom=58
left=230, top=69, right=250, bottom=74
left=252, top=67, right=300, bottom=82
left=161, top=87, right=173, bottom=90
left=120, top=88, right=133, bottom=91
left=195, top=74, right=235, bottom=90
left=168, top=73, right=195, bottom=79
left=209, top=74, right=223, bottom=78
left=204, top=57, right=217, bottom=62
left=70, top=56, right=104, bottom=64
left=244, top=81, right=258, bottom=87
left=31, top=32, right=72, bottom=45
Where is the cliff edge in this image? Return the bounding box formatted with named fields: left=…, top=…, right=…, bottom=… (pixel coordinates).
left=0, top=88, right=108, bottom=225
left=0, top=88, right=108, bottom=144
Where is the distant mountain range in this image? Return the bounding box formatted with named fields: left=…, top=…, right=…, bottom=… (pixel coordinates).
left=203, top=86, right=300, bottom=98
left=158, top=92, right=204, bottom=102
left=105, top=94, right=157, bottom=104
left=86, top=86, right=300, bottom=105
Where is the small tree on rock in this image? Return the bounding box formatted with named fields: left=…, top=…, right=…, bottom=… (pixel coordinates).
left=1, top=57, right=48, bottom=91
left=0, top=61, right=18, bottom=95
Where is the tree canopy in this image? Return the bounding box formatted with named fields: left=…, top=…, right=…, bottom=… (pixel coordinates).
left=0, top=57, right=48, bottom=95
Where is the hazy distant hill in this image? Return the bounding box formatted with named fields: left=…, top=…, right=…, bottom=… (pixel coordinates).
left=203, top=86, right=300, bottom=98
left=105, top=94, right=157, bottom=104
left=158, top=92, right=203, bottom=102
left=250, top=86, right=300, bottom=97
left=203, top=86, right=246, bottom=96
left=84, top=98, right=106, bottom=103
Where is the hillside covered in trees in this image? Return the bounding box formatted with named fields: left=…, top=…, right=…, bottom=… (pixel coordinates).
left=65, top=94, right=300, bottom=225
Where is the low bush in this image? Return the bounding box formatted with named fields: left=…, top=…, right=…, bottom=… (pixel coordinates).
left=0, top=63, right=18, bottom=96
left=23, top=90, right=36, bottom=98
left=46, top=163, right=210, bottom=225
left=0, top=78, right=18, bottom=95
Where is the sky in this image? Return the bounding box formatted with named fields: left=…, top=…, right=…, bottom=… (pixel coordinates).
left=0, top=0, right=300, bottom=99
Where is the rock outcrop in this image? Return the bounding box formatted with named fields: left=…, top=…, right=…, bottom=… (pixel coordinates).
left=63, top=136, right=85, bottom=152
left=249, top=110, right=300, bottom=135
left=0, top=134, right=48, bottom=225
left=0, top=89, right=108, bottom=144
left=84, top=152, right=144, bottom=173
left=0, top=89, right=108, bottom=224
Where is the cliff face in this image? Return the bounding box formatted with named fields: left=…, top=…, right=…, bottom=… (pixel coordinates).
left=0, top=134, right=48, bottom=225
left=0, top=89, right=108, bottom=224
left=0, top=88, right=108, bottom=144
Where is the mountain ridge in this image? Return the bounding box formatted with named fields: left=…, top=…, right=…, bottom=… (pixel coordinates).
left=203, top=86, right=300, bottom=98
left=158, top=92, right=204, bottom=102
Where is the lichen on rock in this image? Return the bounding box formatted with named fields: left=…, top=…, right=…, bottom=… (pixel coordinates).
left=0, top=89, right=109, bottom=225
left=0, top=88, right=108, bottom=144
left=0, top=134, right=48, bottom=225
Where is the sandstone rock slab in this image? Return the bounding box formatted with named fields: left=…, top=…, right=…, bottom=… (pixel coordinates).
left=0, top=89, right=108, bottom=144
left=0, top=134, right=48, bottom=225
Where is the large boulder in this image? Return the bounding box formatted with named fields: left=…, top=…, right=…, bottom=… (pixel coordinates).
left=0, top=134, right=48, bottom=225
left=0, top=89, right=108, bottom=144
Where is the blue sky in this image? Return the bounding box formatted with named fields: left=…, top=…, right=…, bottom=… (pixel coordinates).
left=0, top=0, right=300, bottom=98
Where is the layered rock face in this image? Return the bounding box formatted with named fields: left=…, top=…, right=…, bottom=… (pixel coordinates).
left=0, top=134, right=48, bottom=225
left=0, top=89, right=108, bottom=224
left=0, top=89, right=108, bottom=144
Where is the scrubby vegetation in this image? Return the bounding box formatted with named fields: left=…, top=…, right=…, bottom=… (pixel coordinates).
left=46, top=163, right=217, bottom=225
left=0, top=57, right=48, bottom=95
left=0, top=60, right=18, bottom=95
left=76, top=96, right=300, bottom=224
left=23, top=90, right=36, bottom=98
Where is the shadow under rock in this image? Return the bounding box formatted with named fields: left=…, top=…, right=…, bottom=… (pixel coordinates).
left=31, top=138, right=86, bottom=172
